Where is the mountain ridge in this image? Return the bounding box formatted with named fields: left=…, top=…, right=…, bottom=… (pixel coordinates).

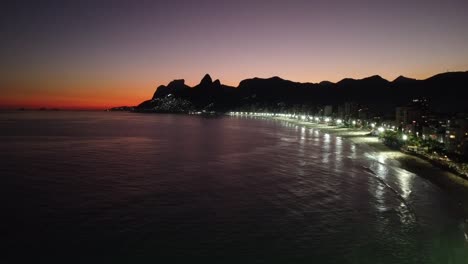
left=138, top=71, right=468, bottom=113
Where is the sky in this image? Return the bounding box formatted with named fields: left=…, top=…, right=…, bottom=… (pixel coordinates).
left=1, top=0, right=468, bottom=109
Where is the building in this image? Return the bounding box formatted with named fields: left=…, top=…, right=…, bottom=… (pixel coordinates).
left=358, top=107, right=369, bottom=120
left=421, top=114, right=448, bottom=143
left=336, top=105, right=345, bottom=119
left=396, top=107, right=421, bottom=127
left=411, top=98, right=429, bottom=112
left=396, top=98, right=428, bottom=135
left=324, top=105, right=333, bottom=117
left=445, top=116, right=468, bottom=156
left=344, top=102, right=359, bottom=119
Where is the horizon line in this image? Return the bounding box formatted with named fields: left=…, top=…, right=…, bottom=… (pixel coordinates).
left=2, top=70, right=467, bottom=110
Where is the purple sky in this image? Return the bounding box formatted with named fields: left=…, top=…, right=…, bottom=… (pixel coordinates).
left=1, top=0, right=468, bottom=108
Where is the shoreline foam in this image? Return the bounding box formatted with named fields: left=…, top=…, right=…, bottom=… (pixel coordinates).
left=270, top=116, right=468, bottom=218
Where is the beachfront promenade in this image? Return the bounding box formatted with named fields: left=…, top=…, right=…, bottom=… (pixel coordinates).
left=228, top=112, right=468, bottom=190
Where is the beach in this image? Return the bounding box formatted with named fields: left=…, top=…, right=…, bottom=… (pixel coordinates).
left=271, top=116, right=468, bottom=218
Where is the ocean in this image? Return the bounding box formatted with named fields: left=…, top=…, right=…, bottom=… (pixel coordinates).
left=1, top=111, right=467, bottom=263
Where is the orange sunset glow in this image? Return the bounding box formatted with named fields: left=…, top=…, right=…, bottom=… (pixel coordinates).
left=1, top=0, right=467, bottom=109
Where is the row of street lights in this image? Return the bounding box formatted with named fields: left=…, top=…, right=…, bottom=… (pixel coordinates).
left=229, top=111, right=409, bottom=141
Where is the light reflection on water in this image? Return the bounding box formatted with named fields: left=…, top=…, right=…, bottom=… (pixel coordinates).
left=0, top=112, right=467, bottom=263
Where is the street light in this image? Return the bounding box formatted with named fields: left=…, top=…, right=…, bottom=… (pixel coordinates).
left=402, top=134, right=408, bottom=141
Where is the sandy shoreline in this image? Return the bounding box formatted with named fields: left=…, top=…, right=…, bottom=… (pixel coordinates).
left=271, top=116, right=468, bottom=216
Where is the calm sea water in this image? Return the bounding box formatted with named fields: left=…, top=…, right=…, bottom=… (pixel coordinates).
left=1, top=111, right=467, bottom=263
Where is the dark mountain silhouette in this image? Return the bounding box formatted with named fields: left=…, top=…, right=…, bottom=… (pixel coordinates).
left=392, top=75, right=417, bottom=84
left=319, top=80, right=335, bottom=87
left=137, top=71, right=468, bottom=114
left=199, top=74, right=213, bottom=87
left=152, top=79, right=190, bottom=99
left=139, top=74, right=236, bottom=111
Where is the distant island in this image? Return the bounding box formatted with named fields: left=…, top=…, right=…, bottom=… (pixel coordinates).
left=120, top=71, right=468, bottom=115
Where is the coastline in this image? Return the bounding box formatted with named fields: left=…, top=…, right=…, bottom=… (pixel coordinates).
left=270, top=116, right=468, bottom=216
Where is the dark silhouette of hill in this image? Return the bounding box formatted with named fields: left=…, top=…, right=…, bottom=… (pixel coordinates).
left=139, top=74, right=237, bottom=111
left=137, top=71, right=468, bottom=113
left=393, top=75, right=417, bottom=84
